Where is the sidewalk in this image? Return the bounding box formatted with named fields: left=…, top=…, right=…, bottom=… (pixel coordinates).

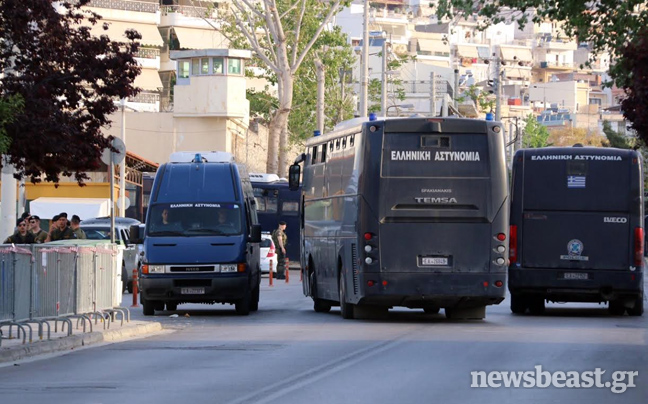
left=0, top=311, right=163, bottom=365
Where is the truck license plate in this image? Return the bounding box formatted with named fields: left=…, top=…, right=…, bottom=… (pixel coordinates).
left=181, top=287, right=205, bottom=295
left=421, top=257, right=448, bottom=266
left=563, top=272, right=588, bottom=280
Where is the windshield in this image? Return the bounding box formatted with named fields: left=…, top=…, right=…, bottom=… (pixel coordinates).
left=82, top=227, right=125, bottom=244
left=148, top=203, right=243, bottom=236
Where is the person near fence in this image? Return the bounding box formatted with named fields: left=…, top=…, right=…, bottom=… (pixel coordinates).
left=28, top=215, right=48, bottom=243
left=271, top=221, right=288, bottom=279
left=70, top=215, right=86, bottom=239
left=4, top=218, right=36, bottom=244
left=46, top=214, right=76, bottom=242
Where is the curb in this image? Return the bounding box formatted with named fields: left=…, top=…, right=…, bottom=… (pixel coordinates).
left=0, top=322, right=163, bottom=364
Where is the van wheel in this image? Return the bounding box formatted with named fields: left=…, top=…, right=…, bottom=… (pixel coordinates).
left=250, top=284, right=260, bottom=312
left=127, top=281, right=133, bottom=294
left=609, top=299, right=626, bottom=316
left=510, top=294, right=528, bottom=314
left=235, top=289, right=252, bottom=316
left=627, top=296, right=644, bottom=316
left=528, top=298, right=545, bottom=315
left=339, top=273, right=355, bottom=319
left=142, top=299, right=155, bottom=316
left=122, top=266, right=128, bottom=293
left=166, top=303, right=177, bottom=311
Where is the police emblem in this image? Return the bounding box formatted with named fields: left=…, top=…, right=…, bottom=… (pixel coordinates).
left=561, top=239, right=588, bottom=261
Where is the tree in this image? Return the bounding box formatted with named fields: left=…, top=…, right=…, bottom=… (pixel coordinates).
left=433, top=1, right=648, bottom=90
left=0, top=0, right=141, bottom=183
left=619, top=28, right=648, bottom=142
left=456, top=84, right=495, bottom=114
left=368, top=49, right=415, bottom=114
left=548, top=127, right=605, bottom=147
left=521, top=114, right=551, bottom=148
left=0, top=95, right=23, bottom=154
left=223, top=0, right=348, bottom=175
left=601, top=120, right=633, bottom=149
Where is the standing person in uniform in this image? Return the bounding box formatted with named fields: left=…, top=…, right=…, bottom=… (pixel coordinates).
left=272, top=221, right=288, bottom=279
left=4, top=219, right=36, bottom=244
left=28, top=216, right=48, bottom=243
left=70, top=215, right=86, bottom=239
left=46, top=214, right=76, bottom=242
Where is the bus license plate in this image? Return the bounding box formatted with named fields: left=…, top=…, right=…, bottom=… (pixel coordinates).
left=181, top=287, right=205, bottom=295
left=421, top=257, right=448, bottom=266
left=563, top=272, right=588, bottom=280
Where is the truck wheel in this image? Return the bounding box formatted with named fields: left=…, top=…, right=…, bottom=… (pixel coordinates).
left=250, top=284, right=260, bottom=312
left=627, top=296, right=644, bottom=316
left=339, top=273, right=354, bottom=319
left=142, top=299, right=155, bottom=316
left=609, top=299, right=626, bottom=316
left=235, top=289, right=251, bottom=315
left=510, top=294, right=528, bottom=314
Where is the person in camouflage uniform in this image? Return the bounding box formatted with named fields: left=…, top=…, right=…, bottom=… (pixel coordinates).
left=46, top=214, right=76, bottom=242
left=70, top=215, right=86, bottom=239
left=4, top=219, right=35, bottom=244
left=28, top=216, right=48, bottom=243
left=272, top=221, right=288, bottom=279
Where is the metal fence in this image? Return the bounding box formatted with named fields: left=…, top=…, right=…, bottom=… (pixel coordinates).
left=0, top=242, right=126, bottom=346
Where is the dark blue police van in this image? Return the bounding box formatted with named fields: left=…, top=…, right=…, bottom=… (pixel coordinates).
left=509, top=146, right=644, bottom=316
left=130, top=152, right=262, bottom=316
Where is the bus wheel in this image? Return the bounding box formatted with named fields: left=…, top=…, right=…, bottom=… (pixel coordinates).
left=339, top=273, right=355, bottom=319
left=314, top=299, right=332, bottom=313
left=608, top=299, right=626, bottom=316
left=627, top=296, right=643, bottom=316
left=236, top=289, right=252, bottom=316
left=510, top=294, right=528, bottom=314
left=166, top=302, right=177, bottom=311
left=142, top=299, right=155, bottom=316
left=528, top=298, right=545, bottom=315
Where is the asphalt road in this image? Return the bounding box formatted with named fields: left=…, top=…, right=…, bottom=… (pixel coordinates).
left=0, top=272, right=646, bottom=404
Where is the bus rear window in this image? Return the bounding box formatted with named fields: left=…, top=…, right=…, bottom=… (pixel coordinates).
left=381, top=133, right=490, bottom=178
left=522, top=156, right=630, bottom=212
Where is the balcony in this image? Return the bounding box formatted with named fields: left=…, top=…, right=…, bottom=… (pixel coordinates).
left=84, top=0, right=159, bottom=13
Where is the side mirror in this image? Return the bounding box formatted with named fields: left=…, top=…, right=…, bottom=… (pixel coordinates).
left=288, top=164, right=301, bottom=191
left=129, top=225, right=143, bottom=244
left=250, top=224, right=262, bottom=243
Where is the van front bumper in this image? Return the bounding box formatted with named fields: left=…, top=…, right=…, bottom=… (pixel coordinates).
left=139, top=273, right=249, bottom=304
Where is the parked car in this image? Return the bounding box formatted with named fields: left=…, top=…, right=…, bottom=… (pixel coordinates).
left=260, top=233, right=277, bottom=274
left=81, top=217, right=142, bottom=293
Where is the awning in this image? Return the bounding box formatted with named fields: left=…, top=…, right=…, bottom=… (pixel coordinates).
left=172, top=27, right=229, bottom=49
left=456, top=44, right=480, bottom=58
left=503, top=67, right=532, bottom=79
left=90, top=21, right=163, bottom=47
left=29, top=198, right=111, bottom=221
left=500, top=46, right=533, bottom=62
left=416, top=39, right=450, bottom=54
left=135, top=69, right=163, bottom=91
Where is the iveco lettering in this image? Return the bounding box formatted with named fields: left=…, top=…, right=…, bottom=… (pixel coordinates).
left=289, top=116, right=509, bottom=320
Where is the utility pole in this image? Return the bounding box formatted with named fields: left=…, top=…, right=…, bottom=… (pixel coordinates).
left=495, top=57, right=502, bottom=122
left=381, top=38, right=388, bottom=116
left=453, top=68, right=460, bottom=109
left=359, top=0, right=369, bottom=117
left=119, top=98, right=126, bottom=217
left=430, top=72, right=437, bottom=116
left=315, top=58, right=325, bottom=133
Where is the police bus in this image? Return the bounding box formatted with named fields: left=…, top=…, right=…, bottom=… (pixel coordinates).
left=288, top=116, right=509, bottom=319
left=250, top=173, right=301, bottom=263
left=508, top=146, right=644, bottom=316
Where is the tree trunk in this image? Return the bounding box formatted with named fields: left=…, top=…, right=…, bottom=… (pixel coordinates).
left=275, top=71, right=294, bottom=177
left=266, top=119, right=280, bottom=174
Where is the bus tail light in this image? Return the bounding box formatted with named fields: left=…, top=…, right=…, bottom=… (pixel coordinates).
left=364, top=232, right=374, bottom=241
left=509, top=225, right=518, bottom=264
left=634, top=227, right=644, bottom=267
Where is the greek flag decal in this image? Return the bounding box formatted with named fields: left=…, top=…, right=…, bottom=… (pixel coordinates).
left=567, top=175, right=586, bottom=188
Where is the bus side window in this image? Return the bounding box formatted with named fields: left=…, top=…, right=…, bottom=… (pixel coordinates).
left=336, top=139, right=340, bottom=150
left=329, top=142, right=334, bottom=152
left=342, top=137, right=347, bottom=149
left=312, top=146, right=318, bottom=163
left=350, top=135, right=355, bottom=147
left=321, top=144, right=327, bottom=163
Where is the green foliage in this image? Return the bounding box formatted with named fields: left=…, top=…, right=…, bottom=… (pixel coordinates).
left=601, top=120, right=633, bottom=149
left=456, top=85, right=495, bottom=113
left=433, top=0, right=648, bottom=89
left=620, top=28, right=648, bottom=142
left=521, top=114, right=551, bottom=148
left=0, top=95, right=23, bottom=154
left=368, top=50, right=415, bottom=114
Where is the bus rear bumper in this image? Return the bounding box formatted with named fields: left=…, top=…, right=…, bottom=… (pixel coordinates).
left=358, top=272, right=506, bottom=308
left=508, top=267, right=644, bottom=302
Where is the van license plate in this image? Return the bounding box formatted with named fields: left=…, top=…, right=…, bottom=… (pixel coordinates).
left=421, top=257, right=448, bottom=266
left=563, top=272, right=588, bottom=280
left=181, top=287, right=205, bottom=295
